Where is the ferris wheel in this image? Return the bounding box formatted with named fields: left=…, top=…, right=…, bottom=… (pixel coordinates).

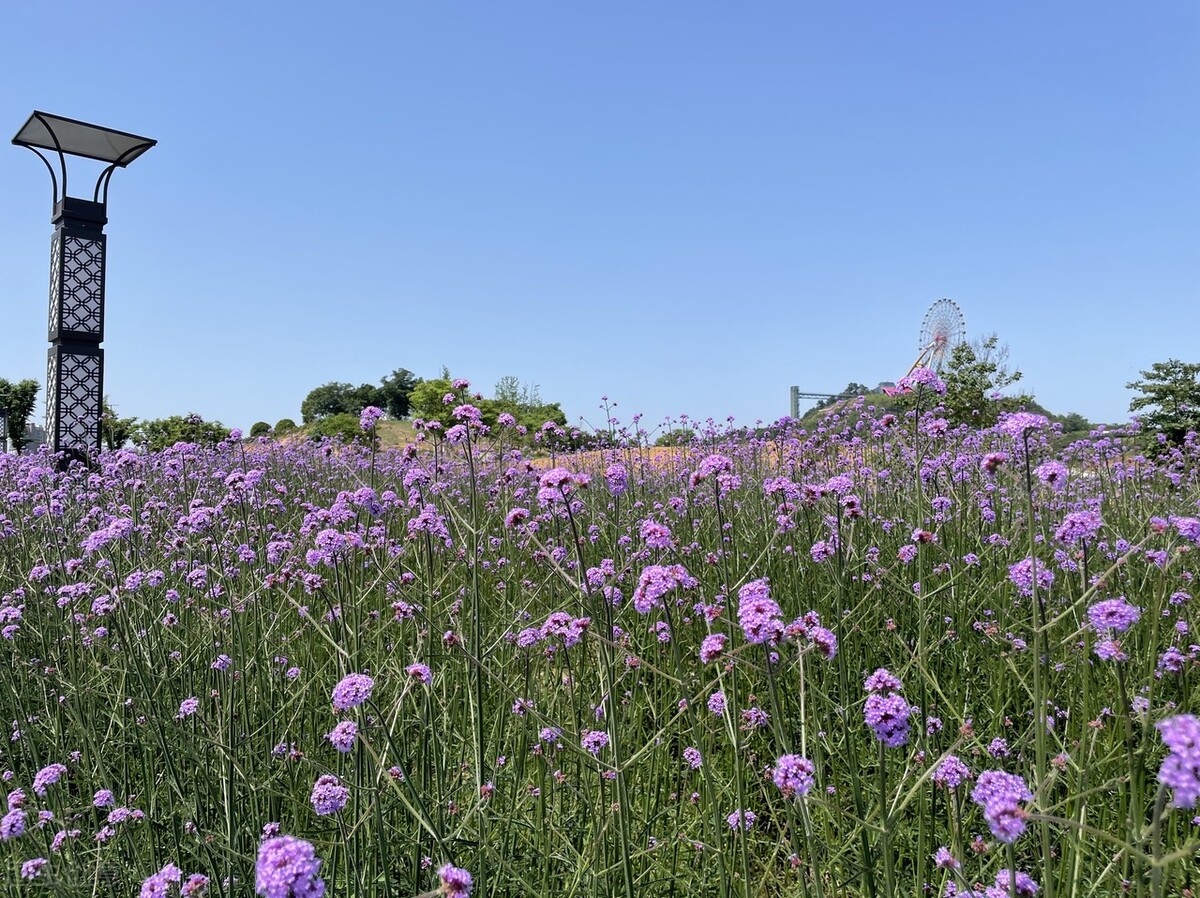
left=881, top=299, right=967, bottom=396
left=909, top=298, right=966, bottom=374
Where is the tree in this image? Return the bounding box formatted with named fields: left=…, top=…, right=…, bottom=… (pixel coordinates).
left=938, top=334, right=1026, bottom=428
left=494, top=375, right=522, bottom=406
left=408, top=377, right=456, bottom=427
left=307, top=413, right=377, bottom=448
left=101, top=398, right=139, bottom=450
left=378, top=368, right=421, bottom=419
left=136, top=414, right=231, bottom=452
left=300, top=382, right=385, bottom=423
left=249, top=421, right=272, bottom=438
left=0, top=379, right=40, bottom=452
left=1127, top=359, right=1200, bottom=448
left=301, top=383, right=355, bottom=423
left=1057, top=412, right=1090, bottom=434
left=275, top=418, right=298, bottom=436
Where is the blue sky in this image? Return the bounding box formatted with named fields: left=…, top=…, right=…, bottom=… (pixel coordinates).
left=1, top=3, right=1196, bottom=435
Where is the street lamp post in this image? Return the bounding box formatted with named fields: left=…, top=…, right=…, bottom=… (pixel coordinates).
left=12, top=111, right=155, bottom=464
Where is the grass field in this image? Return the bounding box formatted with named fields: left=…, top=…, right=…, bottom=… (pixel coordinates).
left=0, top=384, right=1197, bottom=897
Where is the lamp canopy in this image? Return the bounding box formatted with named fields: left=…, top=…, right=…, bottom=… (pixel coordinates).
left=13, top=111, right=156, bottom=166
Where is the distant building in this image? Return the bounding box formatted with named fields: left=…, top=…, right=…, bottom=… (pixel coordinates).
left=21, top=423, right=46, bottom=453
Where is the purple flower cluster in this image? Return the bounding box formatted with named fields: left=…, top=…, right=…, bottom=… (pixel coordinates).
left=331, top=673, right=374, bottom=711
left=639, top=518, right=674, bottom=549
left=406, top=663, right=432, bottom=684
left=536, top=467, right=590, bottom=505
left=581, top=730, right=610, bottom=756
left=1007, top=557, right=1054, bottom=596
left=309, top=775, right=349, bottom=816
left=699, top=633, right=727, bottom=664
left=1055, top=510, right=1102, bottom=544
left=604, top=463, right=628, bottom=496
left=32, top=763, right=67, bottom=796
left=1087, top=597, right=1141, bottom=634
left=971, top=770, right=1032, bottom=843
left=772, top=754, right=815, bottom=797
left=689, top=454, right=741, bottom=493
left=996, top=411, right=1048, bottom=437
left=326, top=720, right=357, bottom=753
left=256, top=835, right=325, bottom=898
left=1156, top=714, right=1200, bottom=808
left=139, top=862, right=182, bottom=898
left=438, top=862, right=473, bottom=897
left=737, top=578, right=783, bottom=645
left=986, top=869, right=1039, bottom=897
left=1033, top=460, right=1068, bottom=488
left=359, top=406, right=385, bottom=432
left=725, top=808, right=756, bottom=830
left=631, top=564, right=697, bottom=614
left=863, top=669, right=912, bottom=748
left=897, top=367, right=946, bottom=394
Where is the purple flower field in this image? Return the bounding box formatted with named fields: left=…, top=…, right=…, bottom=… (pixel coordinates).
left=0, top=382, right=1197, bottom=897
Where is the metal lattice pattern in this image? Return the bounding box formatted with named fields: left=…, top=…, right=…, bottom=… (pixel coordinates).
left=44, top=353, right=59, bottom=451
left=57, top=235, right=104, bottom=335
left=48, top=233, right=63, bottom=336
left=54, top=352, right=102, bottom=452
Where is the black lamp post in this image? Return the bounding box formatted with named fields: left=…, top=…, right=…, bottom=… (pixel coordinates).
left=12, top=111, right=155, bottom=464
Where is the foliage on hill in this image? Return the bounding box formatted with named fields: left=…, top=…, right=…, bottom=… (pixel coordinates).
left=0, top=378, right=40, bottom=451
left=796, top=335, right=1092, bottom=441
left=136, top=414, right=231, bottom=451
left=1128, top=358, right=1200, bottom=451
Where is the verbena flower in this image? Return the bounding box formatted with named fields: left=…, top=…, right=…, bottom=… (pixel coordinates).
left=989, top=869, right=1039, bottom=897
left=932, top=846, right=959, bottom=869
left=772, top=754, right=815, bottom=797
left=326, top=720, right=358, bottom=753
left=359, top=406, right=384, bottom=432
left=309, top=775, right=349, bottom=816
left=581, top=730, right=609, bottom=756
left=255, top=835, right=325, bottom=898
left=699, top=633, right=727, bottom=663
left=632, top=565, right=697, bottom=614
left=933, top=755, right=972, bottom=791
left=996, top=411, right=1048, bottom=437
left=1, top=808, right=26, bottom=840
left=1055, top=511, right=1102, bottom=544
left=140, top=863, right=182, bottom=898
left=331, top=674, right=374, bottom=711
left=737, top=578, right=783, bottom=645
left=438, top=863, right=473, bottom=898
left=971, top=770, right=1032, bottom=843
left=897, top=367, right=946, bottom=394
left=1157, top=714, right=1200, bottom=808
left=176, top=697, right=199, bottom=720
left=1087, top=597, right=1141, bottom=633
left=1008, top=557, right=1054, bottom=596
left=1033, top=460, right=1068, bottom=488
left=406, top=663, right=432, bottom=684
left=32, top=763, right=67, bottom=796
left=726, top=808, right=756, bottom=830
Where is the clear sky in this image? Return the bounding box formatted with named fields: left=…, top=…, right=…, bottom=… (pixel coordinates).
left=1, top=3, right=1196, bottom=435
